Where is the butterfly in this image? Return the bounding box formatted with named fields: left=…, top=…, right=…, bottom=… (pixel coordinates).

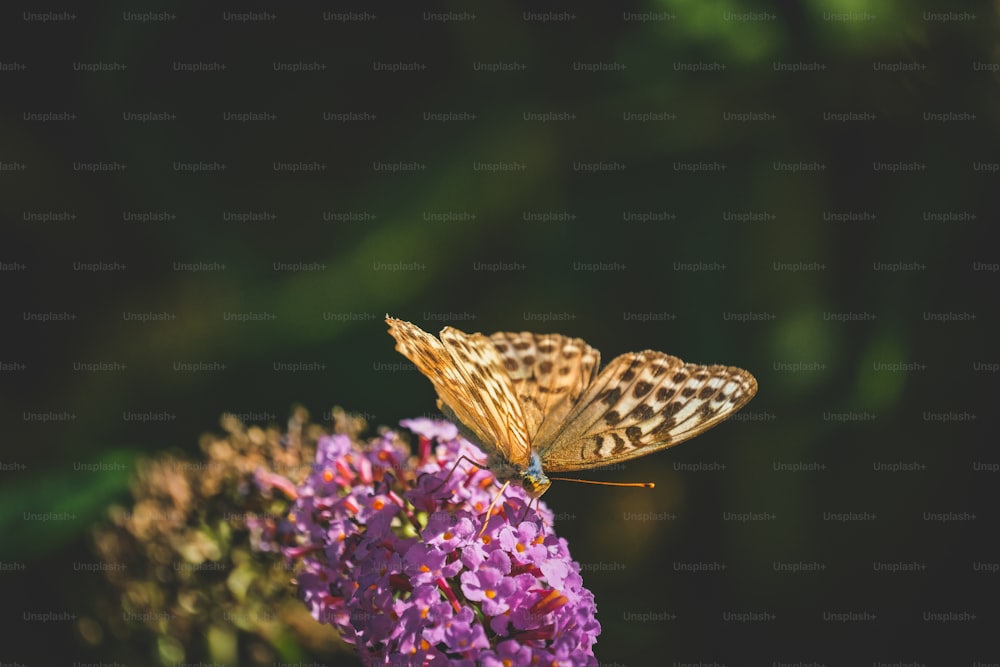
left=387, top=316, right=757, bottom=498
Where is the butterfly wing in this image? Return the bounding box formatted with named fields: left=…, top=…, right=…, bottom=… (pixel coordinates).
left=387, top=317, right=533, bottom=468
left=537, top=350, right=757, bottom=472
left=489, top=331, right=601, bottom=447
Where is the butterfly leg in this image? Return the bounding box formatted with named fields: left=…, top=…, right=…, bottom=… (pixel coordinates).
left=476, top=481, right=510, bottom=538
left=425, top=454, right=488, bottom=497
left=517, top=496, right=537, bottom=526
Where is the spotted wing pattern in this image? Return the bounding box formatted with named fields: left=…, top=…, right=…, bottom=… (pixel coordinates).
left=387, top=317, right=532, bottom=468
left=387, top=317, right=758, bottom=477
left=488, top=331, right=600, bottom=447
left=537, top=351, right=758, bottom=472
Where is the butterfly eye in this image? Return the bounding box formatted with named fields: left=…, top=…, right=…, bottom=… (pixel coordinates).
left=522, top=474, right=551, bottom=498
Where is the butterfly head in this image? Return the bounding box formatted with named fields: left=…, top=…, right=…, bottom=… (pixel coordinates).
left=521, top=452, right=551, bottom=498
left=521, top=472, right=551, bottom=498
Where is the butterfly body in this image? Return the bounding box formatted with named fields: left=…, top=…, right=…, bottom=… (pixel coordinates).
left=441, top=401, right=553, bottom=496
left=387, top=317, right=757, bottom=498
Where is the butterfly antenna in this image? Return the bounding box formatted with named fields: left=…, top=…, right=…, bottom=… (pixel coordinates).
left=476, top=481, right=510, bottom=539
left=549, top=476, right=655, bottom=489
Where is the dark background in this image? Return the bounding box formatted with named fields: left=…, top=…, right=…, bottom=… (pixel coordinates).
left=1, top=2, right=997, bottom=665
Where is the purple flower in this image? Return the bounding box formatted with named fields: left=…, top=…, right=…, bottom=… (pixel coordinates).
left=460, top=568, right=520, bottom=616
left=270, top=418, right=600, bottom=666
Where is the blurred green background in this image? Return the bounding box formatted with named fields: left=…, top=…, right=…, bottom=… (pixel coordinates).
left=1, top=1, right=997, bottom=664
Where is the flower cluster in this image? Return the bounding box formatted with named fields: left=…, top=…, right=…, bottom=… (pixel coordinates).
left=269, top=418, right=600, bottom=666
